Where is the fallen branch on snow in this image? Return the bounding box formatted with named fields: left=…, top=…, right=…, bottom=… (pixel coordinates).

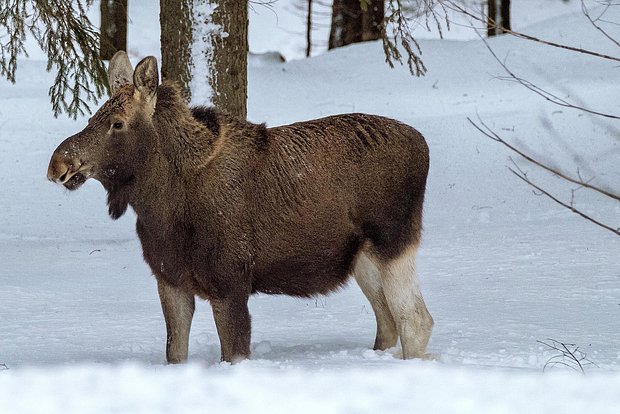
left=538, top=338, right=598, bottom=374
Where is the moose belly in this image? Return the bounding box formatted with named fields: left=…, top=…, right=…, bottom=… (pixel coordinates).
left=251, top=234, right=362, bottom=297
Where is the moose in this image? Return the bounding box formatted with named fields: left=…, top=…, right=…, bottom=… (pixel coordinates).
left=47, top=51, right=433, bottom=363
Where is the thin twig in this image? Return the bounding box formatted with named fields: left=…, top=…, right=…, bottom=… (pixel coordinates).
left=510, top=168, right=620, bottom=237
left=475, top=31, right=620, bottom=120
left=468, top=116, right=620, bottom=202
left=505, top=30, right=620, bottom=62
left=538, top=339, right=599, bottom=374
left=443, top=0, right=620, bottom=62
left=581, top=0, right=620, bottom=48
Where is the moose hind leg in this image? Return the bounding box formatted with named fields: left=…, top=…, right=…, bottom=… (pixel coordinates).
left=157, top=278, right=195, bottom=364
left=379, top=245, right=433, bottom=359
left=353, top=252, right=398, bottom=350
left=210, top=294, right=251, bottom=363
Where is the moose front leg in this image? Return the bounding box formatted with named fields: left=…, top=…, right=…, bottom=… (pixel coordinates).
left=157, top=278, right=195, bottom=364
left=210, top=294, right=251, bottom=363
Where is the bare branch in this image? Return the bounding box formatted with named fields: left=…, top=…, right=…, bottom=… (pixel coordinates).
left=509, top=167, right=620, bottom=237
left=443, top=0, right=620, bottom=62
left=458, top=1, right=619, bottom=236
left=581, top=0, right=620, bottom=48
left=538, top=339, right=599, bottom=374
left=468, top=116, right=620, bottom=202
left=506, top=30, right=620, bottom=62
left=475, top=31, right=620, bottom=120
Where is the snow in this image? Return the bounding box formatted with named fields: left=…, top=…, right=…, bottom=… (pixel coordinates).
left=190, top=1, right=221, bottom=105
left=2, top=363, right=620, bottom=414
left=1, top=0, right=619, bottom=412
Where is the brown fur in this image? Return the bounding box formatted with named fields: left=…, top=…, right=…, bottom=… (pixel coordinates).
left=47, top=54, right=430, bottom=363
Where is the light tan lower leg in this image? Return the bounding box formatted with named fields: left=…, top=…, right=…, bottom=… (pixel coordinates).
left=353, top=252, right=398, bottom=350
left=379, top=246, right=433, bottom=359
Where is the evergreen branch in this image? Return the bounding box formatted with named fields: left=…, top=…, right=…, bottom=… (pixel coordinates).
left=382, top=0, right=449, bottom=76
left=0, top=0, right=108, bottom=118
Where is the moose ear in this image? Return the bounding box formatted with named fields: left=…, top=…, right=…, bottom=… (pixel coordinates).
left=133, top=56, right=159, bottom=105
left=107, top=51, right=133, bottom=95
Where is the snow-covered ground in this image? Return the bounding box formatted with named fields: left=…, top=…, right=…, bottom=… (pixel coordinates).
left=1, top=0, right=619, bottom=412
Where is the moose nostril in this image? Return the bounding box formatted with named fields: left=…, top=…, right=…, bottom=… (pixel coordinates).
left=47, top=158, right=73, bottom=184
left=58, top=168, right=70, bottom=183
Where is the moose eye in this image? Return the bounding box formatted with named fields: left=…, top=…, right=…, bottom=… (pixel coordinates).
left=112, top=121, right=124, bottom=130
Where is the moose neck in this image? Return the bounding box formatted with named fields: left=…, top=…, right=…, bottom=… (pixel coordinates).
left=152, top=82, right=217, bottom=173
left=119, top=82, right=218, bottom=226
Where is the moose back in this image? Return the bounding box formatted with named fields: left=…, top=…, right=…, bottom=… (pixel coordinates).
left=47, top=51, right=433, bottom=363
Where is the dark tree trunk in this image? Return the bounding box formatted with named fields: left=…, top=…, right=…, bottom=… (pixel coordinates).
left=209, top=0, right=248, bottom=119
left=159, top=0, right=193, bottom=100
left=329, top=0, right=360, bottom=49
left=488, top=0, right=510, bottom=37
left=487, top=0, right=497, bottom=37
left=361, top=0, right=384, bottom=42
left=306, top=0, right=312, bottom=57
left=500, top=0, right=511, bottom=33
left=100, top=0, right=128, bottom=60
left=329, top=0, right=383, bottom=50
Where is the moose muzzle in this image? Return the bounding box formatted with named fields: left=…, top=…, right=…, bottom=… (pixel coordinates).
left=47, top=136, right=91, bottom=190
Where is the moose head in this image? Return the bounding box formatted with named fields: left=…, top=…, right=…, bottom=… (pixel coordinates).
left=47, top=52, right=160, bottom=197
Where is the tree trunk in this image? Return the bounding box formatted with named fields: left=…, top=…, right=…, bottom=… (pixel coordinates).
left=500, top=0, right=511, bottom=34
left=306, top=0, right=312, bottom=57
left=100, top=0, right=127, bottom=60
left=208, top=0, right=248, bottom=118
left=488, top=0, right=510, bottom=36
left=329, top=0, right=383, bottom=50
left=160, top=0, right=248, bottom=118
left=487, top=0, right=497, bottom=37
left=160, top=0, right=193, bottom=100
left=361, top=0, right=383, bottom=42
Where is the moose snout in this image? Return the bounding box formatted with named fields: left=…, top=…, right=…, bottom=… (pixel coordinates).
left=47, top=147, right=91, bottom=189
left=47, top=132, right=95, bottom=190
left=47, top=152, right=76, bottom=184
